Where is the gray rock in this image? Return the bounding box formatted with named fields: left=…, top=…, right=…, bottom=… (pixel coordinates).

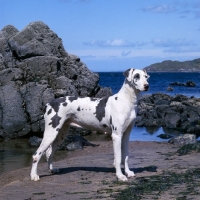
left=136, top=93, right=200, bottom=135
left=58, top=135, right=99, bottom=151
left=29, top=135, right=99, bottom=152
left=167, top=87, right=173, bottom=91
left=169, top=81, right=196, bottom=87
left=185, top=80, right=196, bottom=87
left=0, top=25, right=19, bottom=39
left=8, top=21, right=67, bottom=59
left=0, top=21, right=112, bottom=139
left=29, top=136, right=42, bottom=146
left=0, top=54, right=5, bottom=70
left=168, top=134, right=196, bottom=145
left=164, top=109, right=181, bottom=129
left=157, top=134, right=173, bottom=139
left=0, top=82, right=29, bottom=138
left=0, top=25, right=19, bottom=69
left=95, top=87, right=112, bottom=98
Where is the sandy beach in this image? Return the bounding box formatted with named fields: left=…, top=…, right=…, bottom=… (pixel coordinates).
left=0, top=141, right=200, bottom=200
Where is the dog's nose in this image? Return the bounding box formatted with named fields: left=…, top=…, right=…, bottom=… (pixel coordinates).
left=144, top=84, right=149, bottom=90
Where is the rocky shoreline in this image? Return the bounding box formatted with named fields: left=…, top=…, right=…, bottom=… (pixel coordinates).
left=1, top=21, right=200, bottom=141
left=136, top=93, right=200, bottom=136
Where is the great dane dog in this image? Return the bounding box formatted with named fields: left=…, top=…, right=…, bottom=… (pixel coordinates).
left=30, top=68, right=149, bottom=181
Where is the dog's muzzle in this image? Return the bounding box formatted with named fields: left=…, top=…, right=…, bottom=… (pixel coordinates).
left=144, top=84, right=149, bottom=91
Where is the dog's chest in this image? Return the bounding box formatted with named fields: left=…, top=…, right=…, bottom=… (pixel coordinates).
left=124, top=107, right=137, bottom=127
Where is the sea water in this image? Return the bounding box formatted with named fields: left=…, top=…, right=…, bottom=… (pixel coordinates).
left=98, top=72, right=200, bottom=98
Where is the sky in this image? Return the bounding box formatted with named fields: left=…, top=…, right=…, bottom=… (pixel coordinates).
left=1, top=0, right=200, bottom=72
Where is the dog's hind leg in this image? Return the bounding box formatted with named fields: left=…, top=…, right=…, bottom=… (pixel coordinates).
left=46, top=122, right=70, bottom=174
left=30, top=126, right=61, bottom=181
left=121, top=124, right=135, bottom=178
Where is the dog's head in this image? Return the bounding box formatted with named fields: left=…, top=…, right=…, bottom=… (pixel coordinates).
left=123, top=68, right=150, bottom=91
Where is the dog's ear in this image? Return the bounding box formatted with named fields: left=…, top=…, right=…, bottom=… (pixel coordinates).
left=142, top=68, right=150, bottom=79
left=123, top=68, right=135, bottom=78
left=123, top=69, right=131, bottom=78
left=142, top=69, right=147, bottom=73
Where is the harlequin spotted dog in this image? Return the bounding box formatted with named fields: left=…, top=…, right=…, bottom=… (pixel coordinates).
left=30, top=68, right=149, bottom=181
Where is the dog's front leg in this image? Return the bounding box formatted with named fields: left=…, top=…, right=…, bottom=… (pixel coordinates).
left=112, top=133, right=127, bottom=181
left=122, top=130, right=135, bottom=178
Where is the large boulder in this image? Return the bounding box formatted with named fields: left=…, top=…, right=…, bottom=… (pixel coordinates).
left=0, top=21, right=112, bottom=139
left=168, top=134, right=196, bottom=146
left=8, top=21, right=67, bottom=59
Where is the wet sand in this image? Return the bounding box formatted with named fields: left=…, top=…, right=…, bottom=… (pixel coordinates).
left=0, top=141, right=200, bottom=200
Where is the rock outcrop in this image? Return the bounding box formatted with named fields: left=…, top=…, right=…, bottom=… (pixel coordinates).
left=136, top=93, right=200, bottom=135
left=0, top=21, right=112, bottom=139
left=169, top=81, right=196, bottom=87
left=144, top=58, right=200, bottom=72
left=168, top=134, right=196, bottom=146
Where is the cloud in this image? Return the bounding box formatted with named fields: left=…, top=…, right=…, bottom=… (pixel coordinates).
left=121, top=51, right=132, bottom=57
left=84, top=39, right=146, bottom=47
left=152, top=38, right=194, bottom=47
left=80, top=55, right=96, bottom=59
left=69, top=49, right=163, bottom=60
left=178, top=2, right=200, bottom=19
left=69, top=48, right=200, bottom=66
left=84, top=39, right=135, bottom=47
left=142, top=2, right=200, bottom=20
left=164, top=46, right=200, bottom=53
left=142, top=5, right=176, bottom=14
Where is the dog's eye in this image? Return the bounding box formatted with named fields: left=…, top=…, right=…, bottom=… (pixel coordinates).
left=145, top=75, right=150, bottom=79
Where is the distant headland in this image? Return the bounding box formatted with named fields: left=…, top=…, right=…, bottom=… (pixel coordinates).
left=144, top=58, right=200, bottom=72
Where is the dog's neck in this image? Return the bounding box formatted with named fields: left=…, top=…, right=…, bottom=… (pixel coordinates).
left=118, top=79, right=140, bottom=104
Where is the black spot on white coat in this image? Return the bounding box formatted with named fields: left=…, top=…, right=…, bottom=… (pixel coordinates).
left=94, top=96, right=109, bottom=122
left=49, top=97, right=67, bottom=113
left=110, top=115, right=115, bottom=131
left=47, top=109, right=52, bottom=115
left=50, top=114, right=61, bottom=128
left=63, top=102, right=67, bottom=106
left=48, top=97, right=67, bottom=129
left=110, top=115, right=112, bottom=125
left=68, top=96, right=79, bottom=102
left=77, top=106, right=81, bottom=111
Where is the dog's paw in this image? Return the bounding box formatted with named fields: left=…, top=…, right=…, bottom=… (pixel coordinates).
left=117, top=174, right=128, bottom=181
left=49, top=168, right=60, bottom=174
left=31, top=174, right=40, bottom=181
left=125, top=170, right=135, bottom=178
